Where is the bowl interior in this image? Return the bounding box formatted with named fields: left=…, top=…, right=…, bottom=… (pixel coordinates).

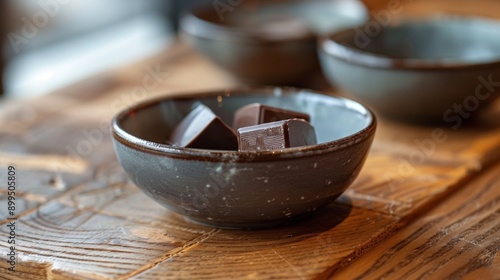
left=117, top=89, right=372, bottom=149
left=331, top=17, right=500, bottom=64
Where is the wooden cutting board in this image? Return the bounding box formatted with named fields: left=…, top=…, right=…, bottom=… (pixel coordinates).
left=0, top=39, right=499, bottom=279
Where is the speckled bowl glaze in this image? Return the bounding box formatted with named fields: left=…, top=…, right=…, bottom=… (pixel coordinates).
left=181, top=0, right=368, bottom=84
left=112, top=87, right=376, bottom=229
left=320, top=17, right=500, bottom=122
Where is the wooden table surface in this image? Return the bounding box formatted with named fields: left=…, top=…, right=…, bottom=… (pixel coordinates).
left=1, top=1, right=500, bottom=279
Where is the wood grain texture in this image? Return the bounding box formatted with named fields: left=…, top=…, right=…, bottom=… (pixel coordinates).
left=0, top=158, right=398, bottom=279
left=130, top=201, right=398, bottom=279
left=331, top=164, right=500, bottom=280
left=0, top=170, right=215, bottom=279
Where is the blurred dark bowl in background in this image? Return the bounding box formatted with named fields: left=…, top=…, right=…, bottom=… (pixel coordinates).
left=181, top=0, right=368, bottom=85
left=320, top=16, right=500, bottom=123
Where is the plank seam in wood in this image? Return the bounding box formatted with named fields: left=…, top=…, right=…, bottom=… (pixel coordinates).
left=313, top=220, right=406, bottom=280
left=117, top=228, right=221, bottom=279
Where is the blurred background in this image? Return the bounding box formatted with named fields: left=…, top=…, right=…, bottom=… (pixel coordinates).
left=1, top=0, right=499, bottom=98
left=0, top=0, right=205, bottom=98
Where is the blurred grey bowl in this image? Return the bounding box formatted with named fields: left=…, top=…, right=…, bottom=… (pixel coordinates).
left=112, top=87, right=376, bottom=229
left=319, top=17, right=500, bottom=122
left=180, top=0, right=368, bottom=85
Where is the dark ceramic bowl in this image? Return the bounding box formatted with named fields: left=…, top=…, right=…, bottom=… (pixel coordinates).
left=112, top=87, right=376, bottom=229
left=319, top=17, right=500, bottom=122
left=181, top=0, right=368, bottom=84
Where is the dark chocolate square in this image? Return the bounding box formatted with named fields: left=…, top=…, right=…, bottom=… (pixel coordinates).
left=233, top=103, right=310, bottom=130
left=169, top=104, right=238, bottom=150
left=238, top=119, right=317, bottom=152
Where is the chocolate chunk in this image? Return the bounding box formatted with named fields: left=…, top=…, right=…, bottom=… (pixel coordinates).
left=237, top=119, right=317, bottom=152
left=169, top=104, right=238, bottom=150
left=233, top=103, right=310, bottom=130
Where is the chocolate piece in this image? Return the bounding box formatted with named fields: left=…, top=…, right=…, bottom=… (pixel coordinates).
left=238, top=119, right=317, bottom=152
left=233, top=103, right=310, bottom=130
left=169, top=104, right=238, bottom=150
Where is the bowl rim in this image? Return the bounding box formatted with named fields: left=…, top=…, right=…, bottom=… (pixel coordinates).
left=179, top=1, right=316, bottom=43
left=112, top=87, right=377, bottom=162
left=319, top=16, right=500, bottom=70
